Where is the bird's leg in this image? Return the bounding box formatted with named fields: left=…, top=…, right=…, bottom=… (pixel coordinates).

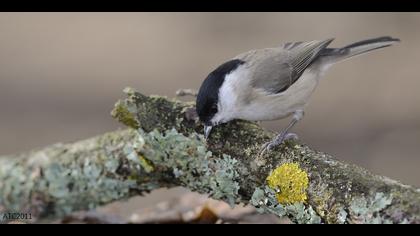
left=259, top=110, right=304, bottom=156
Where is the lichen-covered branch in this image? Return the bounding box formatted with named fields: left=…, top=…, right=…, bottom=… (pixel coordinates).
left=1, top=87, right=419, bottom=224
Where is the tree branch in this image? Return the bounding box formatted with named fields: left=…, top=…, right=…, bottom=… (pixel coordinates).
left=1, top=87, right=419, bottom=224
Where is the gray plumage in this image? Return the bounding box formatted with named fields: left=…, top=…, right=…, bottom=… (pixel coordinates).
left=196, top=36, right=400, bottom=149
left=232, top=36, right=398, bottom=96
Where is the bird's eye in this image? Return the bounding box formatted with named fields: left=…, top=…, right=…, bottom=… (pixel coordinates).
left=210, top=104, right=218, bottom=113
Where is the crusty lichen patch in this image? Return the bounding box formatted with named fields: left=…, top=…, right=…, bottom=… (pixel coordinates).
left=133, top=128, right=241, bottom=207
left=138, top=155, right=155, bottom=173
left=111, top=87, right=193, bottom=135
left=348, top=192, right=393, bottom=224
left=250, top=187, right=321, bottom=224
left=111, top=100, right=140, bottom=129
left=266, top=162, right=309, bottom=204
left=250, top=162, right=320, bottom=224
left=0, top=130, right=140, bottom=219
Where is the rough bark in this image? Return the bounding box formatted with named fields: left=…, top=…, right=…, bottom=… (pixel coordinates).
left=0, top=87, right=419, bottom=224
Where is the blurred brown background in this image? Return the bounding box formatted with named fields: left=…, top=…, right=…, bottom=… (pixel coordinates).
left=0, top=12, right=419, bottom=192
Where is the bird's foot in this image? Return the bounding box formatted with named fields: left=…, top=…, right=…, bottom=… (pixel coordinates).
left=258, top=132, right=299, bottom=157
left=284, top=132, right=299, bottom=141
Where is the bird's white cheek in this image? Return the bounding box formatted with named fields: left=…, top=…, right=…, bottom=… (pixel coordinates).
left=209, top=115, right=219, bottom=125
left=210, top=108, right=234, bottom=125
left=212, top=66, right=249, bottom=125
left=210, top=112, right=226, bottom=125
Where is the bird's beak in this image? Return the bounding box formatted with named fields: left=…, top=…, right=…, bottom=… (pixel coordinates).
left=204, top=125, right=213, bottom=140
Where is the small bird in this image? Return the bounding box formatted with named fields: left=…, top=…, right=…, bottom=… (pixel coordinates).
left=196, top=36, right=400, bottom=155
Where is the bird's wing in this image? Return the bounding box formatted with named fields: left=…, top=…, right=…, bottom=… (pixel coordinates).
left=237, top=39, right=334, bottom=94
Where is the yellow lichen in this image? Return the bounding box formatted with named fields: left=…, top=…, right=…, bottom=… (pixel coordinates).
left=138, top=155, right=155, bottom=173
left=266, top=162, right=309, bottom=204
left=110, top=101, right=139, bottom=129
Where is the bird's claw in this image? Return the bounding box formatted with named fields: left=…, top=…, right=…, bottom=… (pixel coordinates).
left=284, top=132, right=299, bottom=141
left=258, top=139, right=282, bottom=157
left=258, top=133, right=299, bottom=157
left=258, top=142, right=270, bottom=157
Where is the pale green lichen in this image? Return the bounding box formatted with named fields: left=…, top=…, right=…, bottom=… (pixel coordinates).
left=266, top=162, right=309, bottom=204
left=348, top=192, right=393, bottom=224
left=336, top=206, right=348, bottom=224
left=133, top=128, right=241, bottom=207
left=2, top=127, right=239, bottom=219
left=208, top=155, right=240, bottom=206
left=250, top=187, right=321, bottom=224
left=0, top=130, right=143, bottom=218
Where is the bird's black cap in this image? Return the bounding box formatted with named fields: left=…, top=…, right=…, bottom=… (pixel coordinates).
left=196, top=59, right=245, bottom=125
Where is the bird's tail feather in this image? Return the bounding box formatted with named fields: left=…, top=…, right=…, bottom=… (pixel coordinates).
left=321, top=36, right=400, bottom=64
